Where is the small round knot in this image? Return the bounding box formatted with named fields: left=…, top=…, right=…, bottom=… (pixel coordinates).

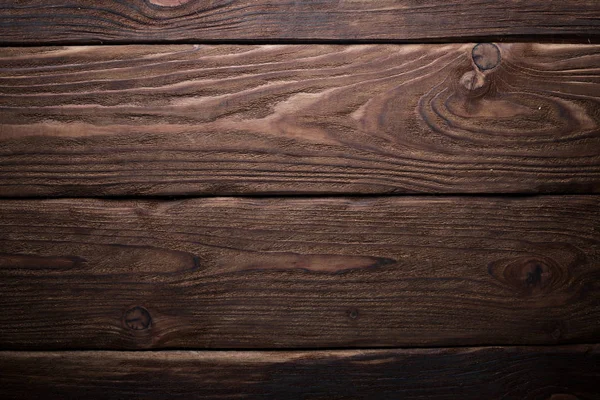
left=123, top=306, right=152, bottom=330
left=347, top=308, right=359, bottom=320
left=551, top=326, right=562, bottom=340
left=472, top=43, right=501, bottom=71
left=547, top=320, right=567, bottom=341
left=460, top=70, right=486, bottom=91
left=488, top=255, right=568, bottom=297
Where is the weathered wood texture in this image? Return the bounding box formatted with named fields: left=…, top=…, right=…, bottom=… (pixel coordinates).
left=1, top=346, right=598, bottom=399
left=0, top=196, right=598, bottom=349
left=0, top=1, right=598, bottom=44
left=1, top=43, right=599, bottom=196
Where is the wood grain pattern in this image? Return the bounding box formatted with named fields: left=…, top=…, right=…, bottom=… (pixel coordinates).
left=0, top=196, right=598, bottom=349
left=1, top=346, right=598, bottom=399
left=1, top=43, right=599, bottom=196
left=0, top=1, right=598, bottom=44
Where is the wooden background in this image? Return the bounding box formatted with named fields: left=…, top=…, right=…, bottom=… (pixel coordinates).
left=0, top=1, right=599, bottom=399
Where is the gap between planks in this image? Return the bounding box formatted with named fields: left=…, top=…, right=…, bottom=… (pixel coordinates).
left=1, top=36, right=599, bottom=47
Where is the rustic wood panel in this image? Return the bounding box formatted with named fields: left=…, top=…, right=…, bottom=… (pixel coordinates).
left=1, top=346, right=598, bottom=399
left=0, top=196, right=598, bottom=349
left=1, top=43, right=599, bottom=196
left=0, top=1, right=598, bottom=44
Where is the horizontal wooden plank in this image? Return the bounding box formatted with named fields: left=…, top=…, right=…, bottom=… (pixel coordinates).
left=1, top=346, right=598, bottom=399
left=1, top=43, right=599, bottom=196
left=0, top=1, right=598, bottom=44
left=0, top=196, right=598, bottom=349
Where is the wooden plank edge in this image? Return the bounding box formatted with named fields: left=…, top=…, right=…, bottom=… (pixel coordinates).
left=0, top=345, right=598, bottom=399
left=0, top=1, right=598, bottom=44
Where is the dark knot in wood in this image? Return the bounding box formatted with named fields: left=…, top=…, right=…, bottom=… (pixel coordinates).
left=488, top=255, right=569, bottom=297
left=472, top=43, right=501, bottom=71
left=347, top=308, right=359, bottom=320
left=123, top=306, right=152, bottom=330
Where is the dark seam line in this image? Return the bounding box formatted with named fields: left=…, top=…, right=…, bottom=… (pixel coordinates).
left=0, top=342, right=597, bottom=353
left=0, top=34, right=599, bottom=47
left=0, top=192, right=598, bottom=201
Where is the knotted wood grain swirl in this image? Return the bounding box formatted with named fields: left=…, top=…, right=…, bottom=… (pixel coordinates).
left=416, top=44, right=598, bottom=148
left=0, top=44, right=599, bottom=196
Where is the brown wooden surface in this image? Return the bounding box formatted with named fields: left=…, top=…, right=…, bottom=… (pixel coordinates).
left=2, top=2, right=598, bottom=397
left=1, top=346, right=598, bottom=399
left=1, top=43, right=599, bottom=196
left=0, top=196, right=598, bottom=349
left=0, top=1, right=598, bottom=44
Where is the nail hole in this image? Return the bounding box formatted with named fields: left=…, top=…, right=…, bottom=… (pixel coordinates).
left=347, top=308, right=359, bottom=320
